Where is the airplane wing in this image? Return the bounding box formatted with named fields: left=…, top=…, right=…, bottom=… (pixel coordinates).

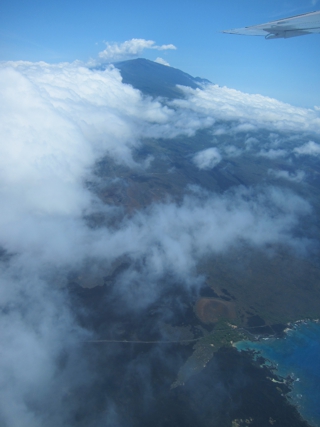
left=223, top=10, right=320, bottom=39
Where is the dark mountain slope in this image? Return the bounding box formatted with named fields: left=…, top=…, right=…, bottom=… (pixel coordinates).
left=114, top=58, right=211, bottom=99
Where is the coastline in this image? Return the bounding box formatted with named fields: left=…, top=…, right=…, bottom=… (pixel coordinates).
left=234, top=319, right=320, bottom=427
left=284, top=318, right=320, bottom=333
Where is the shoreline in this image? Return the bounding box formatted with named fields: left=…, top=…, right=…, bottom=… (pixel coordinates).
left=234, top=319, right=320, bottom=427
left=284, top=318, right=319, bottom=334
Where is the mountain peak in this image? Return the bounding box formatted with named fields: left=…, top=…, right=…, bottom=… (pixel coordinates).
left=114, top=58, right=211, bottom=99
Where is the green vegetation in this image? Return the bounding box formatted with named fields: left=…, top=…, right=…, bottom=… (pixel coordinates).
left=171, top=321, right=244, bottom=388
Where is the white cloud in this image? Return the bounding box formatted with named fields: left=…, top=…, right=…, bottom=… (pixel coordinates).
left=223, top=145, right=243, bottom=157
left=171, top=84, right=320, bottom=134
left=233, top=123, right=257, bottom=133
left=213, top=126, right=228, bottom=135
left=98, top=38, right=176, bottom=62
left=0, top=59, right=315, bottom=275
left=294, top=140, right=320, bottom=156
left=193, top=147, right=222, bottom=169
left=74, top=186, right=310, bottom=297
left=111, top=187, right=311, bottom=295
left=1, top=61, right=185, bottom=171
left=154, top=57, right=170, bottom=66
left=258, top=149, right=288, bottom=159
left=0, top=57, right=317, bottom=426
left=0, top=60, right=205, bottom=267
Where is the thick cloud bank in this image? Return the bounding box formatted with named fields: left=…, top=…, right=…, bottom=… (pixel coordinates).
left=173, top=84, right=320, bottom=135
left=0, top=59, right=318, bottom=426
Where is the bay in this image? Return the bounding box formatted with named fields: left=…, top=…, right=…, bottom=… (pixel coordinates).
left=236, top=321, right=320, bottom=427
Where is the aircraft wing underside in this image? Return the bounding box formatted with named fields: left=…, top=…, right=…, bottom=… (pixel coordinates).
left=223, top=10, right=320, bottom=39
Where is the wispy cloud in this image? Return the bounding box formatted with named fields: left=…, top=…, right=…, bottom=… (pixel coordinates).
left=97, top=38, right=176, bottom=62
left=268, top=169, right=306, bottom=183
left=154, top=57, right=170, bottom=66
left=294, top=140, right=320, bottom=156
left=258, top=149, right=288, bottom=159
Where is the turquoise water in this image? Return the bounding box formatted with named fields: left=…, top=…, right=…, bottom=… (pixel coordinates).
left=236, top=321, right=320, bottom=427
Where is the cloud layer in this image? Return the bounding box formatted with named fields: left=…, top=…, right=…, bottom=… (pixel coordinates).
left=0, top=56, right=319, bottom=426
left=173, top=84, right=320, bottom=134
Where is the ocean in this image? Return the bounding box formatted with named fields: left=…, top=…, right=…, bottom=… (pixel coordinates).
left=236, top=321, right=320, bottom=427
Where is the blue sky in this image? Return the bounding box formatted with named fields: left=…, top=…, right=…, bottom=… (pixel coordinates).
left=1, top=0, right=319, bottom=107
